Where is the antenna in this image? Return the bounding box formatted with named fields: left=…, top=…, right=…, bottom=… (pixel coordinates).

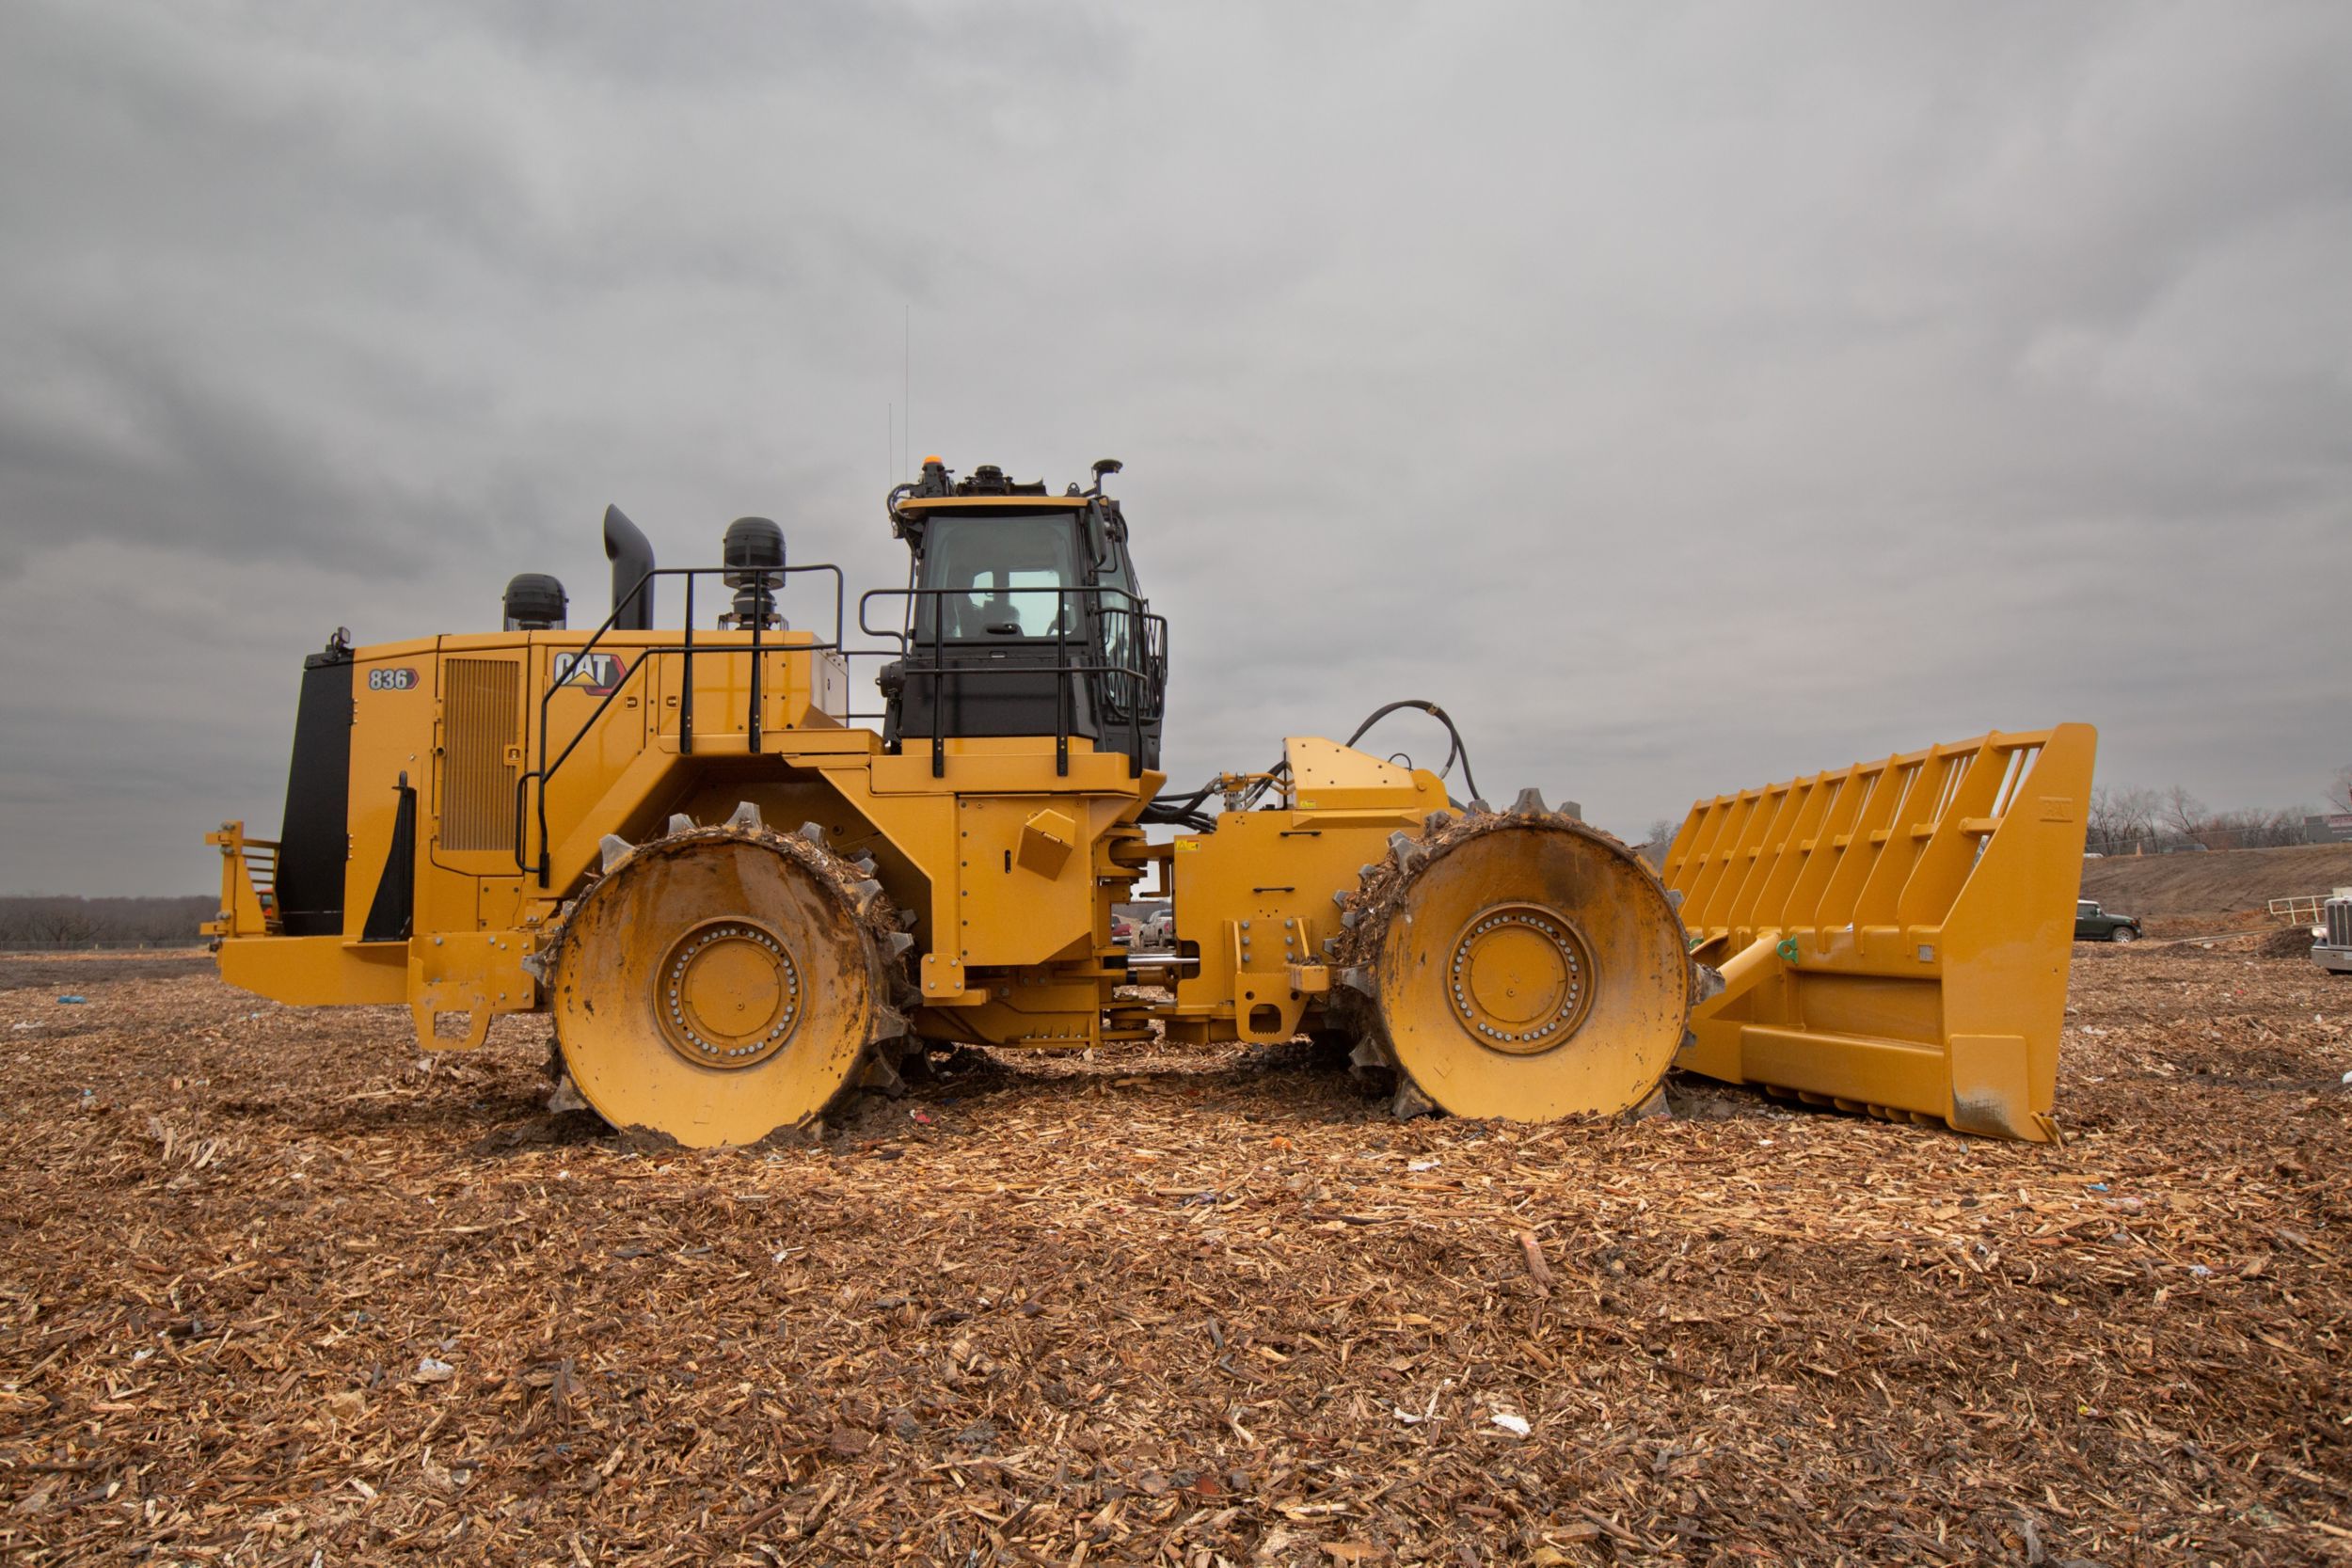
left=902, top=304, right=911, bottom=479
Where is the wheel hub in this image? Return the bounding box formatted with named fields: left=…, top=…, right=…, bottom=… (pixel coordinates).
left=655, top=918, right=802, bottom=1069
left=1447, top=903, right=1595, bottom=1054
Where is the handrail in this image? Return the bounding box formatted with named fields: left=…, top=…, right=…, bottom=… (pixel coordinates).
left=517, top=562, right=872, bottom=883
left=854, top=581, right=1150, bottom=645
left=2268, top=895, right=2333, bottom=924
left=856, top=586, right=1167, bottom=781
left=512, top=569, right=1168, bottom=886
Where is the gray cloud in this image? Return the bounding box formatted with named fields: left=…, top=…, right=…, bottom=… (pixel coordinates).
left=2, top=1, right=2346, bottom=894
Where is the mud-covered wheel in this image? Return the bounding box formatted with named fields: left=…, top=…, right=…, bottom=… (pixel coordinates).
left=1335, top=793, right=1692, bottom=1120
left=2110, top=926, right=2138, bottom=944
left=543, top=809, right=907, bottom=1147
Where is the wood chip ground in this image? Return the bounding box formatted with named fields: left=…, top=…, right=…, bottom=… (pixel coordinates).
left=1, top=942, right=2344, bottom=1565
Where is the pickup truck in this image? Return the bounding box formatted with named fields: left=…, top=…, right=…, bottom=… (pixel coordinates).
left=2075, top=900, right=2142, bottom=943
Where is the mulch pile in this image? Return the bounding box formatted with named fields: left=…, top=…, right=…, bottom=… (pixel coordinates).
left=2258, top=926, right=2329, bottom=960
left=1, top=945, right=2345, bottom=1565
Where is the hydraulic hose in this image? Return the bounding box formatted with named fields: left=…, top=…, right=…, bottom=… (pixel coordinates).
left=1145, top=699, right=1484, bottom=827
left=1342, top=700, right=1480, bottom=804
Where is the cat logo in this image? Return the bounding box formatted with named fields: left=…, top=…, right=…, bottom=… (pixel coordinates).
left=551, top=653, right=625, bottom=696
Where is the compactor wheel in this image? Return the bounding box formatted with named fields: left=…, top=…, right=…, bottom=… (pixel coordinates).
left=1334, top=798, right=1692, bottom=1120
left=541, top=808, right=912, bottom=1147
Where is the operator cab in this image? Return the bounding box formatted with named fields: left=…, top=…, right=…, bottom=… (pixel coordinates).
left=881, top=457, right=1165, bottom=773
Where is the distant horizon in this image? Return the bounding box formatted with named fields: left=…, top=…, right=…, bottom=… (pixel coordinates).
left=1, top=892, right=215, bottom=902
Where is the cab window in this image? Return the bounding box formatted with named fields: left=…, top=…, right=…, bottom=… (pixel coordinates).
left=916, top=515, right=1079, bottom=640
left=1096, top=541, right=1143, bottom=671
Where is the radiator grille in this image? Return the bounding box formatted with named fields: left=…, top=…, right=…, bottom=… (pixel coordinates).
left=442, top=658, right=520, bottom=851
left=2328, top=900, right=2352, bottom=949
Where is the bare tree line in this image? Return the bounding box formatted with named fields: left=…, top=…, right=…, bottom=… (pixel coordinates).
left=0, top=895, right=215, bottom=949
left=2087, top=775, right=2344, bottom=857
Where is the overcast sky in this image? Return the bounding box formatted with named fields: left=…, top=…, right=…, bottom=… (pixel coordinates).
left=3, top=2, right=2347, bottom=895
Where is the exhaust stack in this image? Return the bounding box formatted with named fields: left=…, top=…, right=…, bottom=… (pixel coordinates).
left=603, top=505, right=656, bottom=630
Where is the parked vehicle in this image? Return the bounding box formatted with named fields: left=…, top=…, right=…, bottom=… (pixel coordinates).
left=2075, top=900, right=2142, bottom=943
left=2312, top=890, right=2352, bottom=975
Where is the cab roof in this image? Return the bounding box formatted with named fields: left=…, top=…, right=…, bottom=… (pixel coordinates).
left=892, top=495, right=1090, bottom=514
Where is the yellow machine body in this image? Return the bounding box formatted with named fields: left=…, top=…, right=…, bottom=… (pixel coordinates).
left=206, top=467, right=2097, bottom=1146
left=206, top=628, right=1159, bottom=1051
